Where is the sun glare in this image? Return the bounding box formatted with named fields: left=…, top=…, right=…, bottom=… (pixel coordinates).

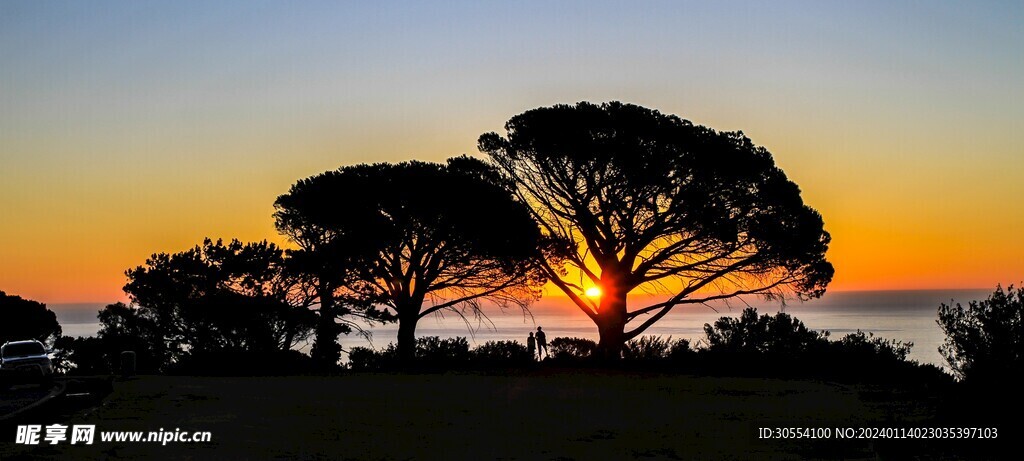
left=585, top=286, right=602, bottom=298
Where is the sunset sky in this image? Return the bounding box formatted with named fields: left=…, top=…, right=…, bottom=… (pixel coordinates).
left=2, top=1, right=1022, bottom=304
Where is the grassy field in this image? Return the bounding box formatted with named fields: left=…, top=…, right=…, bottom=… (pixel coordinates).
left=0, top=370, right=997, bottom=460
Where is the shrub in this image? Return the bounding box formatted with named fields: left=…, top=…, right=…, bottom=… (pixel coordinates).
left=938, top=285, right=1024, bottom=382
left=347, top=346, right=393, bottom=371
left=623, top=336, right=679, bottom=361
left=832, top=330, right=912, bottom=362
left=668, top=338, right=696, bottom=362
left=703, top=308, right=825, bottom=356
left=415, top=336, right=471, bottom=364
left=346, top=336, right=471, bottom=370
left=471, top=340, right=531, bottom=364
left=693, top=307, right=941, bottom=384
left=549, top=337, right=597, bottom=360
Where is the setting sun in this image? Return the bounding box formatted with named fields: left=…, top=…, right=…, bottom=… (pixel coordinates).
left=585, top=286, right=602, bottom=298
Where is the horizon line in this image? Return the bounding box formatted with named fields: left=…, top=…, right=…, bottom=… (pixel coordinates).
left=45, top=286, right=1000, bottom=307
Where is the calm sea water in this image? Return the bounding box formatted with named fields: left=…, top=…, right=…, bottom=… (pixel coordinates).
left=51, top=289, right=992, bottom=367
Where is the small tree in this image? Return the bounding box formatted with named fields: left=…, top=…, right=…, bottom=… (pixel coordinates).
left=0, top=290, right=62, bottom=346
left=123, top=238, right=317, bottom=370
left=938, top=285, right=1024, bottom=381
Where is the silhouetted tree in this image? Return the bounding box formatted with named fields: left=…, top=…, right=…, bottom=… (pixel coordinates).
left=274, top=175, right=393, bottom=368
left=275, top=157, right=545, bottom=363
left=938, top=284, right=1024, bottom=382
left=123, top=239, right=316, bottom=369
left=0, top=290, right=62, bottom=346
left=480, top=102, right=833, bottom=358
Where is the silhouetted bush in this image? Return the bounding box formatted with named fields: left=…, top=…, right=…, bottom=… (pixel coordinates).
left=623, top=336, right=686, bottom=361
left=549, top=337, right=597, bottom=360
left=703, top=308, right=825, bottom=357
left=832, top=330, right=912, bottom=362
left=938, top=284, right=1024, bottom=383
left=331, top=309, right=944, bottom=385
left=346, top=336, right=471, bottom=370
left=415, top=336, right=471, bottom=363
left=693, top=308, right=949, bottom=385
left=347, top=346, right=391, bottom=371
left=933, top=289, right=1023, bottom=434
left=668, top=338, right=696, bottom=362
left=471, top=340, right=532, bottom=365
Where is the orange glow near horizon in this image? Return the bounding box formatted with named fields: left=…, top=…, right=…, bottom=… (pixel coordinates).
left=3, top=3, right=1023, bottom=306
left=585, top=286, right=602, bottom=298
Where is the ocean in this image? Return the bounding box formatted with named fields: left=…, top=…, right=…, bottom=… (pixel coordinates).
left=50, top=289, right=993, bottom=368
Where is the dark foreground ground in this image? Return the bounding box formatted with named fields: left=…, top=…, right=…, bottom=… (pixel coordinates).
left=0, top=387, right=55, bottom=417
left=1, top=370, right=1010, bottom=460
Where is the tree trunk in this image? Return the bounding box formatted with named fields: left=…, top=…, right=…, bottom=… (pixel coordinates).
left=396, top=309, right=419, bottom=365
left=595, top=282, right=628, bottom=360
left=310, top=280, right=341, bottom=369
left=281, top=307, right=296, bottom=351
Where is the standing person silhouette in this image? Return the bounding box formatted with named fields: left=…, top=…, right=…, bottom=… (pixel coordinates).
left=536, top=326, right=548, bottom=360
left=527, top=332, right=536, bottom=360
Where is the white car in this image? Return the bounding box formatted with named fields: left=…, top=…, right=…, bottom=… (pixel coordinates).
left=0, top=340, right=55, bottom=379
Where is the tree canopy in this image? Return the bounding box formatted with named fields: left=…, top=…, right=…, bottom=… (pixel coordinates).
left=938, top=284, right=1024, bottom=382
left=122, top=238, right=316, bottom=369
left=274, top=156, right=545, bottom=362
left=479, top=101, right=833, bottom=357
left=0, top=290, right=62, bottom=346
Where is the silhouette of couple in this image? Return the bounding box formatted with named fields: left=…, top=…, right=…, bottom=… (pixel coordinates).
left=527, top=327, right=547, bottom=360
